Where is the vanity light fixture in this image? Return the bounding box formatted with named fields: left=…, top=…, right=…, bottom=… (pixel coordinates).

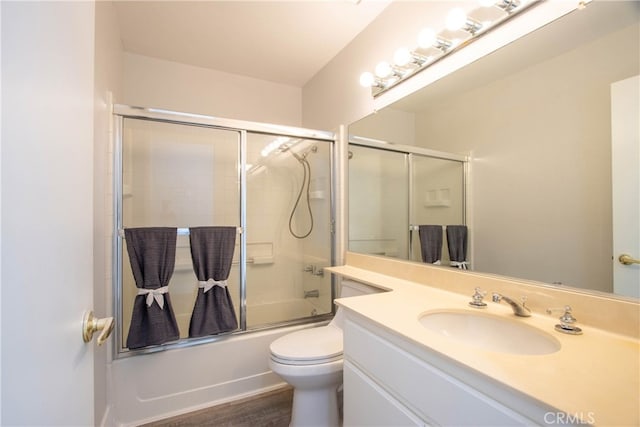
left=446, top=7, right=483, bottom=34
left=495, top=0, right=522, bottom=13
left=417, top=28, right=453, bottom=51
left=375, top=61, right=403, bottom=79
left=393, top=47, right=430, bottom=67
left=359, top=71, right=385, bottom=88
left=359, top=0, right=549, bottom=96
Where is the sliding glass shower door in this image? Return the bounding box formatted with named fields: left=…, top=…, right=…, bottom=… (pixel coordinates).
left=348, top=145, right=409, bottom=258
left=120, top=118, right=242, bottom=345
left=245, top=134, right=333, bottom=327
left=115, top=106, right=335, bottom=355
left=410, top=155, right=465, bottom=264
left=348, top=140, right=466, bottom=264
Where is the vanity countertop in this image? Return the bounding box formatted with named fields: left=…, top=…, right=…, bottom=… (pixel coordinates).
left=327, top=264, right=640, bottom=426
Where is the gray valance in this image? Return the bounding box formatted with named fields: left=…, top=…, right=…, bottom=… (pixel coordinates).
left=124, top=227, right=180, bottom=349
left=188, top=226, right=238, bottom=338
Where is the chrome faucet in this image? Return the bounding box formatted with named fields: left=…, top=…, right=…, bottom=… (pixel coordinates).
left=491, top=293, right=531, bottom=317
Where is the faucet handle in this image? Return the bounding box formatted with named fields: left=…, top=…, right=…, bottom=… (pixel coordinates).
left=469, top=287, right=487, bottom=308
left=546, top=305, right=583, bottom=335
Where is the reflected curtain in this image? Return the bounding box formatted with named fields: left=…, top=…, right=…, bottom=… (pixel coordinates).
left=188, top=226, right=238, bottom=337
left=418, top=225, right=443, bottom=264
left=446, top=225, right=468, bottom=269
left=124, top=227, right=180, bottom=349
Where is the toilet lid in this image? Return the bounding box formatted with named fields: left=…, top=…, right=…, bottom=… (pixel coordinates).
left=270, top=325, right=343, bottom=363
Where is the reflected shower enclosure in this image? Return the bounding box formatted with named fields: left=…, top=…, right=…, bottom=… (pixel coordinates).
left=348, top=139, right=466, bottom=264
left=115, top=107, right=335, bottom=354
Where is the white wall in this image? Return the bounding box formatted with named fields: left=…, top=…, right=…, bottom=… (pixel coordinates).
left=349, top=107, right=415, bottom=145
left=414, top=23, right=639, bottom=292
left=123, top=53, right=302, bottom=126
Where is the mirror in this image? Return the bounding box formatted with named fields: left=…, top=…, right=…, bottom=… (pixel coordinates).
left=349, top=1, right=639, bottom=297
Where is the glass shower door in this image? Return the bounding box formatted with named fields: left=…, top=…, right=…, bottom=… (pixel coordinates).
left=410, top=154, right=465, bottom=264
left=120, top=118, right=241, bottom=347
left=348, top=145, right=409, bottom=258
left=245, top=133, right=333, bottom=328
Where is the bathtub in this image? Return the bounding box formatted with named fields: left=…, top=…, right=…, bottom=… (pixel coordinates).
left=108, top=321, right=329, bottom=426
left=108, top=297, right=332, bottom=426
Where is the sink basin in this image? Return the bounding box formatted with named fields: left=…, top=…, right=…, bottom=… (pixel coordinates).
left=418, top=310, right=561, bottom=355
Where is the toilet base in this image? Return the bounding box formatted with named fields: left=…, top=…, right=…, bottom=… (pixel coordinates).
left=290, top=384, right=340, bottom=427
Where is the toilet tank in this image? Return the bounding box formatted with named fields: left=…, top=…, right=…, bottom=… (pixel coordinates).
left=330, top=279, right=383, bottom=329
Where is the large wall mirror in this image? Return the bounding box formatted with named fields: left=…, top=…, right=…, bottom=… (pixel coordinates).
left=349, top=1, right=639, bottom=298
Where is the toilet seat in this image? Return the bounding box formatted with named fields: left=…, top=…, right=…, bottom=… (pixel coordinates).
left=270, top=325, right=343, bottom=366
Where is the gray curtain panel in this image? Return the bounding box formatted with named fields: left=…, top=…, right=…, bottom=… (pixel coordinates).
left=124, top=227, right=180, bottom=349
left=446, top=225, right=468, bottom=269
left=188, top=226, right=238, bottom=338
left=418, top=225, right=443, bottom=264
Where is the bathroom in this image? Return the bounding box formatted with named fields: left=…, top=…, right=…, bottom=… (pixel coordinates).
left=1, top=0, right=638, bottom=426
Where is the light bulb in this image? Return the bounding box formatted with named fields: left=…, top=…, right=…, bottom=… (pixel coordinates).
left=417, top=28, right=437, bottom=49
left=359, top=71, right=375, bottom=87
left=375, top=61, right=392, bottom=78
left=446, top=7, right=468, bottom=31
left=393, top=48, right=412, bottom=67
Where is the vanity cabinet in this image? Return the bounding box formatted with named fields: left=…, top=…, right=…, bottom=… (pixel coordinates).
left=343, top=312, right=540, bottom=426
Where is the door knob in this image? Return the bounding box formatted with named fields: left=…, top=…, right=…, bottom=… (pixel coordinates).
left=618, top=254, right=640, bottom=265
left=82, top=311, right=114, bottom=346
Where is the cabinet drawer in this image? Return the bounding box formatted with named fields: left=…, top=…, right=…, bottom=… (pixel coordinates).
left=344, top=318, right=532, bottom=426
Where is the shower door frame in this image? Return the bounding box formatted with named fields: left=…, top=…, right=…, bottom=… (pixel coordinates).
left=348, top=135, right=469, bottom=261
left=113, top=104, right=337, bottom=357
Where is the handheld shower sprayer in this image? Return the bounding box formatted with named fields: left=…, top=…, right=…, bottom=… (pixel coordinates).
left=287, top=144, right=317, bottom=239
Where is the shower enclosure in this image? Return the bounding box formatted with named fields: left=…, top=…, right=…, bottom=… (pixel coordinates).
left=114, top=105, right=335, bottom=355
left=348, top=136, right=467, bottom=264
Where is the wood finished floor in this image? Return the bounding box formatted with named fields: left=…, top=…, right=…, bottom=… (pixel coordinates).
left=141, top=387, right=293, bottom=427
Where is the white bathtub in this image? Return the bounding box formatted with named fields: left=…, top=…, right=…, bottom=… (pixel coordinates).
left=108, top=321, right=328, bottom=426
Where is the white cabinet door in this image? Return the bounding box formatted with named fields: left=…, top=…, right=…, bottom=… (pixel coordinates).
left=344, top=361, right=424, bottom=427
left=344, top=316, right=535, bottom=426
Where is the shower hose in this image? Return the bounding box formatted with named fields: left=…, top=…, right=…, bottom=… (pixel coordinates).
left=288, top=155, right=313, bottom=239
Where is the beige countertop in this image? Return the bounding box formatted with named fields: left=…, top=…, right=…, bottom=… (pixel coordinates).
left=328, top=264, right=640, bottom=426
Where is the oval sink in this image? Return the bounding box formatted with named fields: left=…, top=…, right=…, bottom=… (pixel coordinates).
left=418, top=310, right=561, bottom=355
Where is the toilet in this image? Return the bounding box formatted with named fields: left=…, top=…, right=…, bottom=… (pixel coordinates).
left=269, top=280, right=379, bottom=427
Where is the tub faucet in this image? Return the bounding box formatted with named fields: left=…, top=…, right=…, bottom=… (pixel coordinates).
left=491, top=293, right=531, bottom=317
left=304, top=289, right=319, bottom=298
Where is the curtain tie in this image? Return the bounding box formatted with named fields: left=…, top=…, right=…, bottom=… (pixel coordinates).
left=198, top=278, right=228, bottom=293
left=137, top=286, right=169, bottom=309
left=450, top=261, right=468, bottom=270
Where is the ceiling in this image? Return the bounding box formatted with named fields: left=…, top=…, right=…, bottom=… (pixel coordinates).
left=113, top=0, right=392, bottom=87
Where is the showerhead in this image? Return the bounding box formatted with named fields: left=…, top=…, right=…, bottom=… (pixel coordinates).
left=284, top=144, right=317, bottom=163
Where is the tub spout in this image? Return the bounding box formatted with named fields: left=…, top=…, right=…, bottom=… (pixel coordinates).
left=491, top=293, right=531, bottom=317
left=304, top=289, right=319, bottom=298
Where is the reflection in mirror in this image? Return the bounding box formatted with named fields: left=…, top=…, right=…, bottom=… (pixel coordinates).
left=348, top=139, right=465, bottom=264
left=349, top=1, right=639, bottom=297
